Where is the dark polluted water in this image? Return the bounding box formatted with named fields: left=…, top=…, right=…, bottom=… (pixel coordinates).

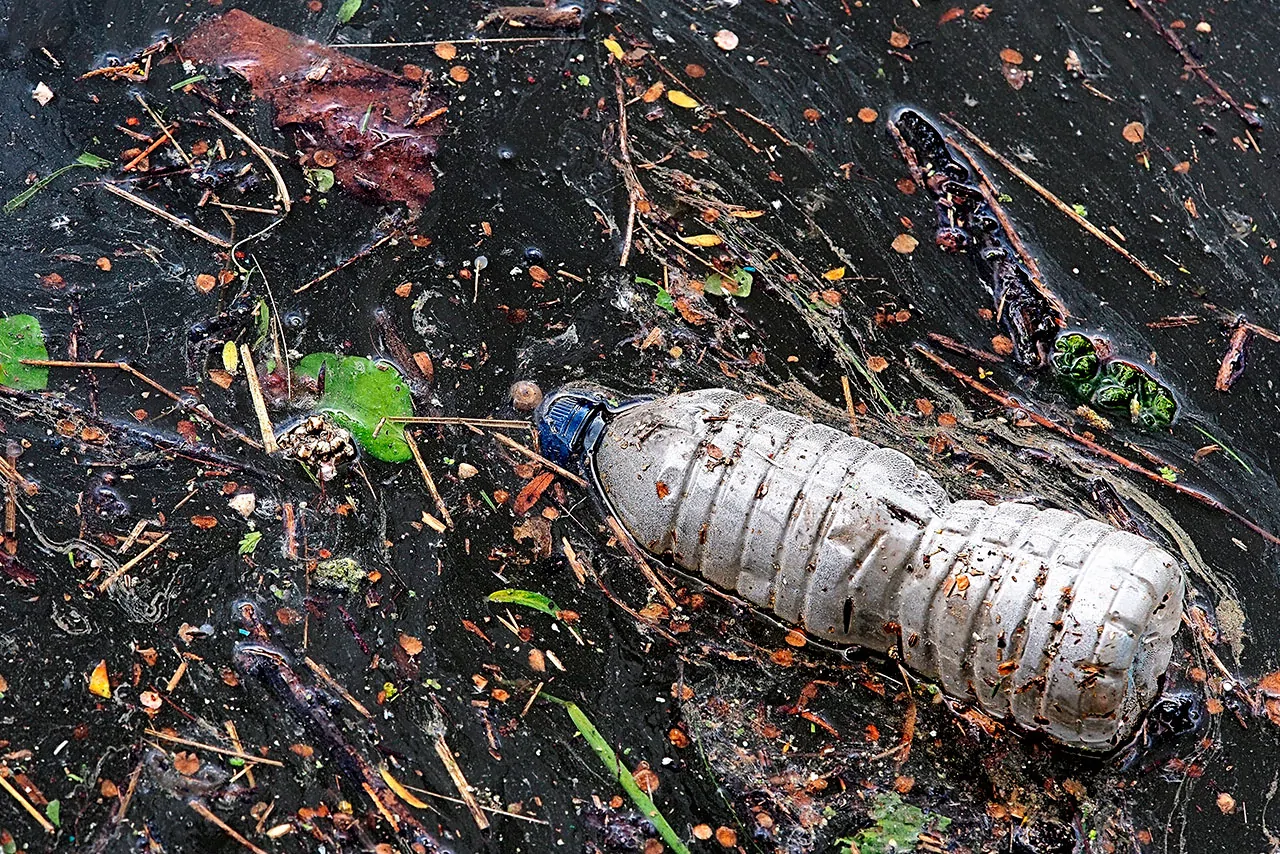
left=1, top=0, right=1279, bottom=852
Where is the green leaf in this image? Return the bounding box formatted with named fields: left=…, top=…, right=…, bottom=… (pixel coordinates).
left=836, top=792, right=950, bottom=854
left=294, top=353, right=414, bottom=462
left=1072, top=203, right=1089, bottom=218
left=4, top=152, right=111, bottom=213
left=0, top=314, right=50, bottom=390
left=46, top=799, right=60, bottom=828
left=336, top=0, right=362, bottom=24
left=704, top=266, right=753, bottom=298
left=487, top=589, right=560, bottom=618
left=238, top=531, right=263, bottom=555
left=305, top=168, right=335, bottom=193
left=253, top=298, right=271, bottom=347
left=542, top=696, right=691, bottom=854
left=169, top=74, right=207, bottom=90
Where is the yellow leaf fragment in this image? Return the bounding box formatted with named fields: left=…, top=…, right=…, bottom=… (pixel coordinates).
left=89, top=660, right=111, bottom=698
left=891, top=233, right=919, bottom=254
left=667, top=90, right=699, bottom=109
left=823, top=266, right=846, bottom=281
left=379, top=764, right=430, bottom=809
left=679, top=233, right=722, bottom=247
left=602, top=38, right=625, bottom=61
left=221, top=340, right=239, bottom=375
left=728, top=210, right=765, bottom=219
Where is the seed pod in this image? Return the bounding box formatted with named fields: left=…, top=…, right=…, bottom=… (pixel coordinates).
left=538, top=388, right=1185, bottom=751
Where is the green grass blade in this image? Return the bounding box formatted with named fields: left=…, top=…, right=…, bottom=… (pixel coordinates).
left=543, top=695, right=690, bottom=854
left=487, top=588, right=560, bottom=618
left=5, top=153, right=111, bottom=213
left=1190, top=423, right=1253, bottom=475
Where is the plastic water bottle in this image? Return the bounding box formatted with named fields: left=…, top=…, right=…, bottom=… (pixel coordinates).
left=536, top=386, right=1185, bottom=751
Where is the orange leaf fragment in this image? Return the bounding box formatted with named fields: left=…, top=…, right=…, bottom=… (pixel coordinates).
left=857, top=107, right=879, bottom=123
left=641, top=81, right=665, bottom=103
left=89, top=660, right=111, bottom=698
left=888, top=31, right=911, bottom=49
left=939, top=7, right=966, bottom=24
left=190, top=515, right=218, bottom=529
left=398, top=633, right=423, bottom=656
left=379, top=764, right=430, bottom=808
left=891, top=233, right=919, bottom=254
left=514, top=471, right=556, bottom=514
left=434, top=42, right=457, bottom=61
left=999, top=48, right=1023, bottom=65
left=867, top=355, right=889, bottom=373
left=1122, top=122, right=1145, bottom=144
left=195, top=273, right=217, bottom=293
left=173, top=752, right=201, bottom=776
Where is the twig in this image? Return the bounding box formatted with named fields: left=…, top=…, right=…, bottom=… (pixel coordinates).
left=402, top=781, right=550, bottom=824
left=121, top=124, right=179, bottom=172
left=115, top=760, right=143, bottom=823
left=840, top=375, right=858, bottom=435
left=940, top=115, right=1167, bottom=286
left=387, top=415, right=530, bottom=429
left=143, top=728, right=284, bottom=766
left=225, top=720, right=255, bottom=788
left=303, top=656, right=374, bottom=720
left=925, top=332, right=1004, bottom=364
left=614, top=68, right=638, bottom=267
left=404, top=431, right=455, bottom=528
left=945, top=137, right=1068, bottom=320
left=188, top=800, right=268, bottom=854
left=135, top=94, right=192, bottom=166
left=239, top=345, right=278, bottom=453
left=490, top=430, right=588, bottom=488
left=293, top=231, right=398, bottom=293
left=0, top=769, right=55, bottom=833
left=1124, top=0, right=1261, bottom=130
left=207, top=109, right=292, bottom=213
left=337, top=36, right=582, bottom=48
left=605, top=515, right=678, bottom=609
left=97, top=532, right=171, bottom=592
left=22, top=358, right=259, bottom=448
left=434, top=735, right=489, bottom=830
left=915, top=345, right=1280, bottom=545
left=734, top=107, right=796, bottom=147
left=98, top=182, right=232, bottom=248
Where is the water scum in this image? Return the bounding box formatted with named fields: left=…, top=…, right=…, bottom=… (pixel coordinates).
left=1, top=0, right=1280, bottom=852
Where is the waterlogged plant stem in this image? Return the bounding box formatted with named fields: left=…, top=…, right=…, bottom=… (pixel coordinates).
left=4, top=152, right=111, bottom=213
left=541, top=694, right=691, bottom=854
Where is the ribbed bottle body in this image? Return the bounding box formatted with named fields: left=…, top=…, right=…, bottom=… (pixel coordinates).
left=592, top=388, right=1184, bottom=749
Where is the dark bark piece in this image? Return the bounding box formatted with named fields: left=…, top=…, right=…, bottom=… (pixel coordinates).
left=183, top=10, right=446, bottom=216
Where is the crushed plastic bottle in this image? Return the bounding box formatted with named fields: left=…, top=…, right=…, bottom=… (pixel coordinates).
left=537, top=386, right=1186, bottom=751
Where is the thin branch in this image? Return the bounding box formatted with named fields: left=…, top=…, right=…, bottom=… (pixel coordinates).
left=940, top=115, right=1167, bottom=286
left=915, top=345, right=1280, bottom=545
left=404, top=431, right=455, bottom=528
left=207, top=109, right=292, bottom=213
left=22, top=358, right=259, bottom=448
left=143, top=728, right=284, bottom=766
left=98, top=182, right=232, bottom=248
left=97, top=532, right=171, bottom=592
left=188, top=800, right=269, bottom=854
left=0, top=770, right=54, bottom=833
left=490, top=430, right=588, bottom=488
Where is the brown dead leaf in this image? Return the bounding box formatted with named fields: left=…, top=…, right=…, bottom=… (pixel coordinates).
left=514, top=471, right=556, bottom=514
left=190, top=515, right=218, bottom=530
left=999, top=48, right=1023, bottom=65
left=888, top=31, right=911, bottom=49
left=173, top=752, right=201, bottom=776
left=398, top=633, right=423, bottom=656
left=939, top=7, right=966, bottom=24
left=195, top=273, right=217, bottom=293
left=655, top=481, right=670, bottom=499
left=1122, top=121, right=1146, bottom=144
left=434, top=42, right=457, bottom=60
left=867, top=355, right=889, bottom=373
left=803, top=107, right=821, bottom=123
left=891, top=233, right=919, bottom=254
left=857, top=107, right=879, bottom=123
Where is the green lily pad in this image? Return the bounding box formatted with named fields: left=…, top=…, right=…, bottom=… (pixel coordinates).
left=0, top=314, right=49, bottom=390
left=294, top=353, right=413, bottom=462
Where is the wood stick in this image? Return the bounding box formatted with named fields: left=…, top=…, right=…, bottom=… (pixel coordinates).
left=225, top=720, right=255, bottom=788
left=614, top=68, right=638, bottom=267
left=387, top=415, right=530, bottom=429
left=98, top=182, right=232, bottom=248
left=97, top=532, right=170, bottom=592
left=303, top=656, right=374, bottom=720
left=121, top=124, right=178, bottom=172
left=915, top=345, right=1280, bottom=545
left=293, top=231, right=397, bottom=293
left=338, top=36, right=581, bottom=48
left=840, top=375, right=858, bottom=435
left=363, top=781, right=400, bottom=831
left=188, top=800, right=268, bottom=854
left=21, top=358, right=258, bottom=448
left=605, top=515, right=678, bottom=609
left=135, top=94, right=192, bottom=166
left=115, top=760, right=143, bottom=823
left=404, top=431, right=454, bottom=528
left=939, top=115, right=1167, bottom=286
left=0, top=769, right=54, bottom=833
left=434, top=734, right=490, bottom=830
left=143, top=728, right=284, bottom=766
left=238, top=346, right=278, bottom=453
left=490, top=430, right=588, bottom=488
left=207, top=109, right=291, bottom=213
left=402, top=781, right=550, bottom=824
